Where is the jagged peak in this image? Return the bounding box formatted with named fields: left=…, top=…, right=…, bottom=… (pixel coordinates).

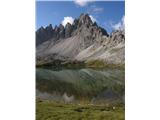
left=79, top=13, right=90, bottom=19
left=78, top=13, right=93, bottom=25
left=48, top=24, right=52, bottom=28
left=39, top=26, right=44, bottom=30
left=59, top=23, right=64, bottom=27
left=36, top=26, right=45, bottom=32
left=36, top=13, right=110, bottom=46
left=65, top=22, right=72, bottom=28
left=59, top=24, right=64, bottom=30
left=73, top=18, right=78, bottom=24
left=45, top=24, right=53, bottom=31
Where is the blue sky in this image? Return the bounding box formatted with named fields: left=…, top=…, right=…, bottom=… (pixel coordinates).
left=36, top=1, right=125, bottom=33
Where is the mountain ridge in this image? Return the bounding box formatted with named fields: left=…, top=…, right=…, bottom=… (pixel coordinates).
left=36, top=13, right=125, bottom=67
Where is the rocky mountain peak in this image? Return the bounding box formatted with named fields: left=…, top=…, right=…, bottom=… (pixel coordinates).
left=46, top=24, right=53, bottom=31
left=78, top=13, right=93, bottom=26
left=58, top=24, right=65, bottom=39
left=36, top=13, right=125, bottom=65
left=109, top=30, right=125, bottom=47
left=36, top=25, right=54, bottom=46
left=59, top=24, right=64, bottom=30
left=39, top=26, right=45, bottom=31
left=65, top=23, right=73, bottom=38
left=36, top=13, right=109, bottom=46
left=65, top=22, right=72, bottom=27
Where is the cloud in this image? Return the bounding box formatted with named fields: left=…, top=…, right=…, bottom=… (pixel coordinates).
left=74, top=0, right=94, bottom=7
left=89, top=15, right=97, bottom=23
left=88, top=5, right=104, bottom=14
left=92, top=7, right=103, bottom=13
left=62, top=17, right=74, bottom=27
left=112, top=15, right=125, bottom=31
left=87, top=5, right=104, bottom=14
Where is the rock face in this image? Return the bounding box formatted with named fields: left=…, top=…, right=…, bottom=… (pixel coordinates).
left=65, top=23, right=73, bottom=38
left=36, top=13, right=125, bottom=65
left=36, top=24, right=54, bottom=46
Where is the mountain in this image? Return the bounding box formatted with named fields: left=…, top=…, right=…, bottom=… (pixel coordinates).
left=36, top=13, right=125, bottom=67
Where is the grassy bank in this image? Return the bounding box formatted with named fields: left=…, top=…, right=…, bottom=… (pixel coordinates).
left=37, top=59, right=125, bottom=70
left=36, top=100, right=124, bottom=120
left=85, top=60, right=125, bottom=70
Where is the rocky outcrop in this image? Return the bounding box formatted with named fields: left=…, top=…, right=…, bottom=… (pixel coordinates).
left=36, top=13, right=109, bottom=45
left=58, top=24, right=65, bottom=39
left=36, top=13, right=125, bottom=66
left=65, top=23, right=73, bottom=38
left=36, top=24, right=54, bottom=46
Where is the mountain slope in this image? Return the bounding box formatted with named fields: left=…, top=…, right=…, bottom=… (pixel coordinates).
left=36, top=13, right=125, bottom=66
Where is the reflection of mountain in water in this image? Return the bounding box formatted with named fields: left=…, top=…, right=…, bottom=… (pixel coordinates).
left=36, top=68, right=124, bottom=102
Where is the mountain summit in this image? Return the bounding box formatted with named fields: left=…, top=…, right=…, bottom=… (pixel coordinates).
left=36, top=13, right=108, bottom=46
left=36, top=13, right=124, bottom=66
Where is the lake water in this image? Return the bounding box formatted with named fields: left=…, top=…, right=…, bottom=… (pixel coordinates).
left=36, top=68, right=125, bottom=102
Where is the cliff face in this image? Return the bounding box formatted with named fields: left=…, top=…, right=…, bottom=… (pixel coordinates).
left=36, top=13, right=125, bottom=66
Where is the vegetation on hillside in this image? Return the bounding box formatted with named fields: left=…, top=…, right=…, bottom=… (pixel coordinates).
left=85, top=60, right=125, bottom=69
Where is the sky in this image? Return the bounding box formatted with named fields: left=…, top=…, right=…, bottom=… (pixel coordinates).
left=36, top=0, right=125, bottom=33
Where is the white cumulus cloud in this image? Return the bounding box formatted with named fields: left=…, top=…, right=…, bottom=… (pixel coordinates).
left=89, top=15, right=97, bottom=23
left=112, top=15, right=125, bottom=31
left=74, top=0, right=94, bottom=7
left=62, top=17, right=74, bottom=27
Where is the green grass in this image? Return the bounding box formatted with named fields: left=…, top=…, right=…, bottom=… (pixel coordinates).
left=36, top=100, right=124, bottom=120
left=37, top=59, right=125, bottom=70
left=85, top=60, right=125, bottom=70
left=86, top=60, right=106, bottom=68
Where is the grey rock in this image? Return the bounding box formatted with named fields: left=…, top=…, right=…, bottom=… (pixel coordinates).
left=58, top=24, right=65, bottom=39
left=36, top=25, right=54, bottom=46
left=65, top=23, right=73, bottom=38
left=36, top=13, right=125, bottom=65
